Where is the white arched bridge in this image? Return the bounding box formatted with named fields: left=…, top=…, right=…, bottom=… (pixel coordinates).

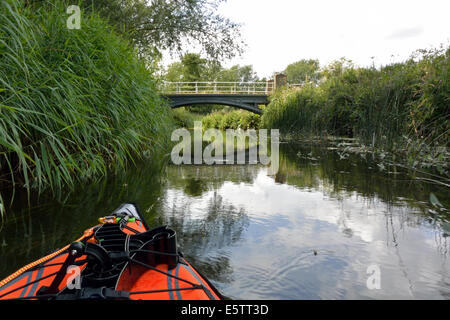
left=161, top=81, right=274, bottom=114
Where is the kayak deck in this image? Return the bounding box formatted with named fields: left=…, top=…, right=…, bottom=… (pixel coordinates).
left=0, top=203, right=222, bottom=300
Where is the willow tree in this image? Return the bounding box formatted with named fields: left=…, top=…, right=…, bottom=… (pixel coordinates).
left=81, top=0, right=244, bottom=60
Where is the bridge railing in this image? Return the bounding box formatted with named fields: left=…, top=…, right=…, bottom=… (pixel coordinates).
left=161, top=81, right=273, bottom=95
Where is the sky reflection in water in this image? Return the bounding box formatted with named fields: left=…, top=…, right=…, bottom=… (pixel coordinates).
left=158, top=147, right=449, bottom=300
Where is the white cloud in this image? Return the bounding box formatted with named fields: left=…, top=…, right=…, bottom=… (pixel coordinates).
left=215, top=0, right=450, bottom=78
left=386, top=26, right=424, bottom=40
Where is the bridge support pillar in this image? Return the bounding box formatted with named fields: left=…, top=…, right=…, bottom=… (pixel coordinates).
left=274, top=73, right=287, bottom=90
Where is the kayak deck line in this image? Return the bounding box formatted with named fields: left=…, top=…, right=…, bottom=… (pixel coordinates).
left=0, top=229, right=93, bottom=289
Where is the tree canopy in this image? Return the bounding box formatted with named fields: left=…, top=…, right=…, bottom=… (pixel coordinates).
left=285, top=59, right=321, bottom=83
left=164, top=54, right=259, bottom=83
left=218, top=65, right=258, bottom=82
left=80, top=0, right=244, bottom=60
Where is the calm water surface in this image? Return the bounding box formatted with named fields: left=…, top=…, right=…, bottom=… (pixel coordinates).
left=1, top=143, right=449, bottom=299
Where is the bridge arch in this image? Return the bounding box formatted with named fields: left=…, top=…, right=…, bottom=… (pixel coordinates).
left=168, top=97, right=266, bottom=114
left=163, top=94, right=268, bottom=115
left=161, top=82, right=276, bottom=115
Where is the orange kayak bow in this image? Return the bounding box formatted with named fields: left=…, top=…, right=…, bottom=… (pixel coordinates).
left=0, top=203, right=222, bottom=300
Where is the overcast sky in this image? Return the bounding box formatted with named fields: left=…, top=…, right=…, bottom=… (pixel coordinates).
left=214, top=0, right=450, bottom=78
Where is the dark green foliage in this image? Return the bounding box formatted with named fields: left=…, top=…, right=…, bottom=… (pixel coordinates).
left=262, top=85, right=327, bottom=135
left=181, top=53, right=207, bottom=82
left=172, top=108, right=203, bottom=129
left=409, top=48, right=450, bottom=144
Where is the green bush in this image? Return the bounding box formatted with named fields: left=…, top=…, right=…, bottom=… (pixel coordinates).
left=202, top=109, right=261, bottom=131
left=239, top=112, right=261, bottom=130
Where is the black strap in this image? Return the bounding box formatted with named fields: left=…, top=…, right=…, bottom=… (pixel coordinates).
left=37, top=242, right=85, bottom=295
left=55, top=287, right=130, bottom=300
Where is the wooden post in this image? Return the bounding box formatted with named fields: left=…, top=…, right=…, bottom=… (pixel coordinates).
left=266, top=80, right=274, bottom=94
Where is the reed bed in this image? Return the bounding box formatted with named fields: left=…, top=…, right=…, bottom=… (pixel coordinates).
left=0, top=0, right=173, bottom=215
left=262, top=47, right=449, bottom=153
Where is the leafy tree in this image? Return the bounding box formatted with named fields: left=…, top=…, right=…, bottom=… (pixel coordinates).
left=321, top=58, right=354, bottom=79
left=164, top=53, right=207, bottom=81
left=164, top=61, right=185, bottom=82
left=202, top=60, right=223, bottom=81
left=285, top=59, right=320, bottom=83
left=164, top=55, right=259, bottom=83
left=218, top=65, right=258, bottom=82
left=181, top=53, right=207, bottom=82
left=80, top=0, right=244, bottom=60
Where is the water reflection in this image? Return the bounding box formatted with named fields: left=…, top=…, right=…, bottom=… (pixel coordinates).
left=154, top=144, right=449, bottom=299
left=0, top=143, right=449, bottom=299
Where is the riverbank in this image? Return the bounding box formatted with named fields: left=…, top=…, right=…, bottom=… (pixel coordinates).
left=0, top=1, right=174, bottom=214
left=258, top=47, right=449, bottom=181
left=263, top=48, right=449, bottom=147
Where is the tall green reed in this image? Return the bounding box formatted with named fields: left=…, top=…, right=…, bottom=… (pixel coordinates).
left=0, top=0, right=174, bottom=217
left=262, top=46, right=449, bottom=152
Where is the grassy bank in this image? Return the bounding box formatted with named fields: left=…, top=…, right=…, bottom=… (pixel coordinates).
left=0, top=0, right=174, bottom=213
left=261, top=47, right=449, bottom=173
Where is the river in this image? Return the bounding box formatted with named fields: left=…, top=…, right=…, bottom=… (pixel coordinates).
left=1, top=142, right=449, bottom=299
